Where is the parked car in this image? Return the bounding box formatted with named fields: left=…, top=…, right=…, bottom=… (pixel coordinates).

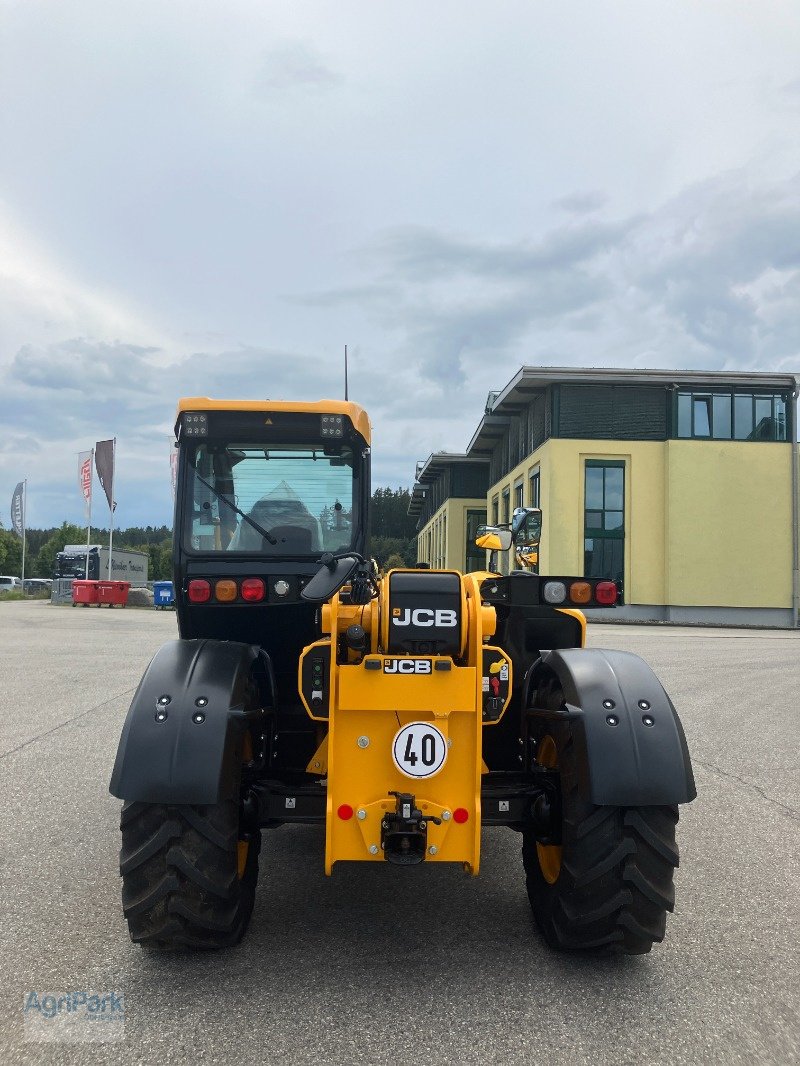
left=23, top=578, right=52, bottom=595
left=0, top=576, right=23, bottom=594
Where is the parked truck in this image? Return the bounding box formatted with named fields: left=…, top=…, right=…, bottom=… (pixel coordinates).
left=55, top=545, right=149, bottom=584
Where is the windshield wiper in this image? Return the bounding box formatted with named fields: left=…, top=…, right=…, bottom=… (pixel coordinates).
left=193, top=471, right=278, bottom=545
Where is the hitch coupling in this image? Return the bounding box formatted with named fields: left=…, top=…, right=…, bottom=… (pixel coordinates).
left=381, top=791, right=441, bottom=866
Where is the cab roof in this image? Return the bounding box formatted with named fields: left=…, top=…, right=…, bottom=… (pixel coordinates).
left=175, top=398, right=371, bottom=444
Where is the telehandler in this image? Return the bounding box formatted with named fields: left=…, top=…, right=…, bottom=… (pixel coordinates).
left=110, top=398, right=695, bottom=954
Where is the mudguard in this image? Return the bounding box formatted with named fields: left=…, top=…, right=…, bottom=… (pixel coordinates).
left=528, top=648, right=696, bottom=807
left=109, top=639, right=274, bottom=805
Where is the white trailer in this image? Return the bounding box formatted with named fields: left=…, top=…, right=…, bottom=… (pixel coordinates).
left=56, top=545, right=149, bottom=584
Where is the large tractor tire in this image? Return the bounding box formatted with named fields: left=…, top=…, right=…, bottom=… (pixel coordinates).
left=522, top=680, right=680, bottom=955
left=119, top=797, right=260, bottom=950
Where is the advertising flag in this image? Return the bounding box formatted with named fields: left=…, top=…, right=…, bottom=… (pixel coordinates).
left=10, top=481, right=24, bottom=538
left=78, top=450, right=93, bottom=520
left=95, top=439, right=116, bottom=512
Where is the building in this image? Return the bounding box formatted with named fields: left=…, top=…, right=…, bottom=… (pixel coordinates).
left=411, top=367, right=800, bottom=627
left=409, top=453, right=489, bottom=572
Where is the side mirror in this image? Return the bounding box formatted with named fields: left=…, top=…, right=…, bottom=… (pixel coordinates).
left=512, top=507, right=542, bottom=548
left=301, top=555, right=359, bottom=602
left=475, top=526, right=513, bottom=552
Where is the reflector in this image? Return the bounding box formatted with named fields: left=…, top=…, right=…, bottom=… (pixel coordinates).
left=569, top=581, right=592, bottom=604
left=337, top=804, right=354, bottom=820
left=453, top=808, right=469, bottom=823
left=215, top=579, right=238, bottom=602
left=241, top=578, right=265, bottom=602
left=187, top=579, right=211, bottom=603
left=595, top=581, right=618, bottom=605
left=543, top=581, right=567, bottom=604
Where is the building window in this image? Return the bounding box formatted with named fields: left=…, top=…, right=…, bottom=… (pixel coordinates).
left=514, top=481, right=523, bottom=509
left=584, top=461, right=624, bottom=589
left=465, top=509, right=487, bottom=572
left=492, top=497, right=499, bottom=525
left=502, top=489, right=510, bottom=524
left=529, top=469, right=540, bottom=508
left=677, top=390, right=788, bottom=441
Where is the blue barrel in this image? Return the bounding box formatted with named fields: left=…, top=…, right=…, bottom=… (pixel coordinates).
left=153, top=580, right=174, bottom=609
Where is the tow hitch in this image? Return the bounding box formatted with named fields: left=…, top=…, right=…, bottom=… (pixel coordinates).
left=381, top=791, right=441, bottom=865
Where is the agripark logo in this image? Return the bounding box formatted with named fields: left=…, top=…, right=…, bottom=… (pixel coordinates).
left=23, top=990, right=125, bottom=1043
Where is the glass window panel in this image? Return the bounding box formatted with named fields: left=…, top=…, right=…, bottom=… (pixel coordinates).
left=585, top=466, right=603, bottom=509
left=529, top=472, right=540, bottom=507
left=585, top=511, right=603, bottom=528
left=604, top=467, right=623, bottom=510
left=734, top=395, right=753, bottom=439
left=693, top=397, right=711, bottom=437
left=584, top=538, right=593, bottom=551
left=755, top=397, right=773, bottom=439
left=678, top=394, right=691, bottom=437
left=712, top=394, right=731, bottom=439
left=604, top=511, right=624, bottom=532
left=775, top=395, right=787, bottom=440
left=514, top=483, right=524, bottom=508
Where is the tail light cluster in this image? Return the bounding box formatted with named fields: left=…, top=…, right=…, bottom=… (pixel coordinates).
left=187, top=578, right=267, bottom=604
left=542, top=579, right=618, bottom=606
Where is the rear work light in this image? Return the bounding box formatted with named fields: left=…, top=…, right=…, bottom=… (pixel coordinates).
left=187, top=579, right=211, bottom=603
left=182, top=412, right=209, bottom=438
left=595, top=581, right=618, bottom=605
left=215, top=579, right=238, bottom=602
left=241, top=578, right=265, bottom=602
left=320, top=414, right=344, bottom=438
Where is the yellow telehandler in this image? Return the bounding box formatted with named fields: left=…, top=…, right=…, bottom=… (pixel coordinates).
left=110, top=398, right=695, bottom=953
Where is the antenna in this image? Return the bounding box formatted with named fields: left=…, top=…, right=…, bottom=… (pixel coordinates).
left=344, top=344, right=349, bottom=400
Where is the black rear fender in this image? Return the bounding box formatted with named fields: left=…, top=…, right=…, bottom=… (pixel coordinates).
left=109, top=639, right=274, bottom=805
left=527, top=648, right=696, bottom=806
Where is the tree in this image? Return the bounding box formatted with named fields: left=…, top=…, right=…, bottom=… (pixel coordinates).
left=34, top=523, right=86, bottom=578
left=0, top=530, right=22, bottom=574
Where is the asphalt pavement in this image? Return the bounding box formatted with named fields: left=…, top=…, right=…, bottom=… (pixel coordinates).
left=0, top=600, right=798, bottom=1065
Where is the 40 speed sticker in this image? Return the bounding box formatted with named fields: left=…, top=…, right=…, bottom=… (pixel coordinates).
left=392, top=722, right=448, bottom=779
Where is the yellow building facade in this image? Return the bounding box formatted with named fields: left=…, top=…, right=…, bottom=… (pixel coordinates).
left=413, top=368, right=800, bottom=627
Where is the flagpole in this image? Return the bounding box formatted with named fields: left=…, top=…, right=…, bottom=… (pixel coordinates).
left=86, top=448, right=93, bottom=580
left=108, top=439, right=115, bottom=579
left=21, top=480, right=27, bottom=587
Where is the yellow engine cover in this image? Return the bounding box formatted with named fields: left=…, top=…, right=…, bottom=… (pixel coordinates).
left=298, top=573, right=511, bottom=875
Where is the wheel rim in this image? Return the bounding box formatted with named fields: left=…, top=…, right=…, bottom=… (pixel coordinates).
left=237, top=732, right=254, bottom=880
left=237, top=840, right=249, bottom=880
left=535, top=734, right=562, bottom=884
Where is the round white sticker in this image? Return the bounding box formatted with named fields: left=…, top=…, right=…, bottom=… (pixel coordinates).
left=392, top=722, right=448, bottom=779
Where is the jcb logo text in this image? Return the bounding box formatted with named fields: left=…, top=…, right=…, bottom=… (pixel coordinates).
left=392, top=609, right=458, bottom=627
left=384, top=659, right=432, bottom=674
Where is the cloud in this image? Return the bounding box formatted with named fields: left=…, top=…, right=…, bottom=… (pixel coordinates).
left=253, top=42, right=343, bottom=94
left=296, top=169, right=800, bottom=389
left=554, top=191, right=609, bottom=215
left=2, top=170, right=799, bottom=529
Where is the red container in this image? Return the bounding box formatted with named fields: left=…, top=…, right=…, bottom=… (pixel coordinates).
left=72, top=580, right=100, bottom=606
left=97, top=580, right=130, bottom=607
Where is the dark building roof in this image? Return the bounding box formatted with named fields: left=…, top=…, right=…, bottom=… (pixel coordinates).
left=467, top=366, right=800, bottom=455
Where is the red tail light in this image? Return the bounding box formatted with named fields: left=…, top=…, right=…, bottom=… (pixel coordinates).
left=241, top=578, right=265, bottom=602
left=595, top=581, right=618, bottom=605
left=187, top=579, right=211, bottom=603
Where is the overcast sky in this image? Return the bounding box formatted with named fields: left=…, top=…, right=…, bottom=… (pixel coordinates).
left=1, top=0, right=799, bottom=529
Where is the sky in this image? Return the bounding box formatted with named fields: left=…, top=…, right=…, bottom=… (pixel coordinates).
left=1, top=0, right=799, bottom=529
